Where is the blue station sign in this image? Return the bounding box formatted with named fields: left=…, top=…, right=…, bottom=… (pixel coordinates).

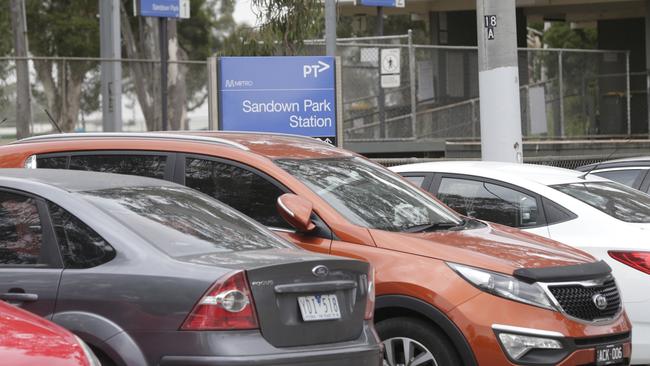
left=356, top=0, right=405, bottom=7
left=218, top=56, right=338, bottom=145
left=138, top=0, right=190, bottom=18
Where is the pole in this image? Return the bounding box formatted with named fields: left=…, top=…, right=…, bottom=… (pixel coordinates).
left=10, top=0, right=32, bottom=139
left=376, top=6, right=385, bottom=138
left=100, top=0, right=122, bottom=132
left=160, top=17, right=168, bottom=131
left=558, top=51, right=564, bottom=137
left=408, top=29, right=417, bottom=138
left=626, top=51, right=631, bottom=136
left=207, top=57, right=219, bottom=131
left=325, top=0, right=336, bottom=56
left=646, top=0, right=650, bottom=135
left=476, top=0, right=523, bottom=163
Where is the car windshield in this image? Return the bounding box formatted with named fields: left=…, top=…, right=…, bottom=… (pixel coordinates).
left=552, top=181, right=650, bottom=223
left=81, top=185, right=293, bottom=257
left=275, top=157, right=461, bottom=232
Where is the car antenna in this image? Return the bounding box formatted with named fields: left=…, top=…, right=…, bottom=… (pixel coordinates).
left=578, top=137, right=632, bottom=180
left=44, top=109, right=63, bottom=133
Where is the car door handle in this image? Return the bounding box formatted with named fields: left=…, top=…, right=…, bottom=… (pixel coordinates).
left=0, top=293, right=38, bottom=302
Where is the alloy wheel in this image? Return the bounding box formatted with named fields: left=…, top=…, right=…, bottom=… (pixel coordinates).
left=382, top=337, right=438, bottom=366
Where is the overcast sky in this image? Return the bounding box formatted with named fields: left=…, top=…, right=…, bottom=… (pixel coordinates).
left=233, top=0, right=257, bottom=25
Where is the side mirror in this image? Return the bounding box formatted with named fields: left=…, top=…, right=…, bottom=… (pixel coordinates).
left=276, top=193, right=316, bottom=232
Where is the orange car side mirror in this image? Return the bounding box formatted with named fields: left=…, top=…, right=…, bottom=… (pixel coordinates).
left=276, top=193, right=317, bottom=233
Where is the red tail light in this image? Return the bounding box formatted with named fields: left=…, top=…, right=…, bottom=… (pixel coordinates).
left=364, top=265, right=376, bottom=320
left=181, top=271, right=259, bottom=330
left=609, top=251, right=650, bottom=275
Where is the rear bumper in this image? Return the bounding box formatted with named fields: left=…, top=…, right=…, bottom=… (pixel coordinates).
left=128, top=322, right=381, bottom=366
left=159, top=343, right=381, bottom=366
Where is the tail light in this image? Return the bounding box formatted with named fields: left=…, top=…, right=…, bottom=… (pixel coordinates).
left=609, top=251, right=650, bottom=275
left=181, top=270, right=259, bottom=330
left=364, top=264, right=376, bottom=320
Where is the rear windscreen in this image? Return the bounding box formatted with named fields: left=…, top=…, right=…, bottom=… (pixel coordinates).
left=82, top=186, right=293, bottom=257
left=552, top=181, right=650, bottom=223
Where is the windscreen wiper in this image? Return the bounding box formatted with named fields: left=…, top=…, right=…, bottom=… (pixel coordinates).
left=403, top=219, right=466, bottom=233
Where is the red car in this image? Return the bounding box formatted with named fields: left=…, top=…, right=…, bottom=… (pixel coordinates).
left=0, top=301, right=100, bottom=366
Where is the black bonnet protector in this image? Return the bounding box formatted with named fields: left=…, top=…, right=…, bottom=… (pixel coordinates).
left=513, top=260, right=612, bottom=284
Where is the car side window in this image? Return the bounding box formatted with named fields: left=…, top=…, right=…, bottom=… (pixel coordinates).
left=185, top=158, right=292, bottom=229
left=403, top=176, right=426, bottom=188
left=68, top=154, right=167, bottom=179
left=542, top=197, right=577, bottom=225
left=36, top=156, right=67, bottom=169
left=48, top=202, right=116, bottom=269
left=0, top=192, right=44, bottom=265
left=437, top=177, right=540, bottom=228
left=593, top=169, right=644, bottom=188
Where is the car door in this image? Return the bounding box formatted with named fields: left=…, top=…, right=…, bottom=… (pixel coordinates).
left=179, top=154, right=334, bottom=254
left=0, top=189, right=63, bottom=318
left=429, top=174, right=550, bottom=237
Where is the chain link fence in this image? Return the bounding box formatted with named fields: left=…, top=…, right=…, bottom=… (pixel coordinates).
left=305, top=34, right=633, bottom=143
left=0, top=57, right=209, bottom=139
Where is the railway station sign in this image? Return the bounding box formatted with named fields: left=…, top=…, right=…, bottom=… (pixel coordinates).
left=217, top=56, right=339, bottom=146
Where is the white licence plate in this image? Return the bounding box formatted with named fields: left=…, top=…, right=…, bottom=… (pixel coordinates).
left=298, top=294, right=341, bottom=322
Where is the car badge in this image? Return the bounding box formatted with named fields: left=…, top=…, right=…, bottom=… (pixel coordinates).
left=592, top=293, right=608, bottom=310
left=312, top=265, right=329, bottom=278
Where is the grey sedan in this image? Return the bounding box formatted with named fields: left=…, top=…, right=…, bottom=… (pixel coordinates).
left=0, top=169, right=380, bottom=366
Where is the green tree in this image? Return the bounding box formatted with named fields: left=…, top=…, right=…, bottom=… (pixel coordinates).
left=26, top=0, right=100, bottom=132
left=121, top=0, right=235, bottom=130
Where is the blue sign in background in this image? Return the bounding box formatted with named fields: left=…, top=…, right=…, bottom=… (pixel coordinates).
left=139, top=0, right=181, bottom=18
left=358, top=0, right=400, bottom=7
left=218, top=56, right=337, bottom=142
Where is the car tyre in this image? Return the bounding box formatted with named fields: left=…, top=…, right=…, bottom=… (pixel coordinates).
left=376, top=317, right=460, bottom=366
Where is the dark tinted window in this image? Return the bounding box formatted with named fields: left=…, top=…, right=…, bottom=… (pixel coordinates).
left=0, top=192, right=43, bottom=265
left=69, top=155, right=167, bottom=179
left=48, top=202, right=115, bottom=269
left=82, top=186, right=292, bottom=257
left=593, top=169, right=644, bottom=188
left=404, top=176, right=426, bottom=188
left=542, top=198, right=576, bottom=225
left=437, top=177, right=540, bottom=228
left=37, top=156, right=67, bottom=169
left=553, top=181, right=650, bottom=223
left=185, top=158, right=290, bottom=229
left=276, top=158, right=460, bottom=232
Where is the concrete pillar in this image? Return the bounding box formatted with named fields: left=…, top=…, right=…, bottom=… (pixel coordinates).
left=476, top=0, right=523, bottom=163
left=100, top=0, right=122, bottom=132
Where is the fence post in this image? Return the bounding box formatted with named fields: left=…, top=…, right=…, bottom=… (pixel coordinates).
left=626, top=51, right=631, bottom=136
left=408, top=29, right=417, bottom=138
left=558, top=51, right=564, bottom=137
left=207, top=56, right=218, bottom=130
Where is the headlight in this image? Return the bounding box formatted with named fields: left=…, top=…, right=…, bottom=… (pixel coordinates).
left=75, top=336, right=102, bottom=366
left=448, top=263, right=555, bottom=311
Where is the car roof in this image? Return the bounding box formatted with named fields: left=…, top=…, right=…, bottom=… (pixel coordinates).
left=392, top=160, right=608, bottom=186
left=0, top=168, right=178, bottom=192
left=14, top=131, right=354, bottom=160
left=577, top=156, right=650, bottom=171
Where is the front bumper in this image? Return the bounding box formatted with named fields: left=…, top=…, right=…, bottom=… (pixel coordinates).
left=129, top=322, right=382, bottom=366
left=450, top=293, right=632, bottom=366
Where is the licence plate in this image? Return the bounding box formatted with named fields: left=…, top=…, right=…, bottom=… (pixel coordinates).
left=596, top=344, right=624, bottom=365
left=297, top=294, right=341, bottom=322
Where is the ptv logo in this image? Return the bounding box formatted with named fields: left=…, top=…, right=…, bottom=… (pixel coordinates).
left=303, top=61, right=331, bottom=78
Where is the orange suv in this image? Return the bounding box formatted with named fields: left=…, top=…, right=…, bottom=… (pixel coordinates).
left=0, top=132, right=632, bottom=366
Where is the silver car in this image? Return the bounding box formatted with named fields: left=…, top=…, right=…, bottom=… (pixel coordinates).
left=0, top=169, right=380, bottom=366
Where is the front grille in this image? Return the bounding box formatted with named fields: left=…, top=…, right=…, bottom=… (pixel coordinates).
left=547, top=278, right=621, bottom=322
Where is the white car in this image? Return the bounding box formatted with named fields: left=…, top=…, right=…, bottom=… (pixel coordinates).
left=391, top=161, right=650, bottom=365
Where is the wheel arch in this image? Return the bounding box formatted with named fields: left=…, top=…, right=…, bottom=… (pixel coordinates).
left=52, top=311, right=147, bottom=366
left=375, top=295, right=478, bottom=366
